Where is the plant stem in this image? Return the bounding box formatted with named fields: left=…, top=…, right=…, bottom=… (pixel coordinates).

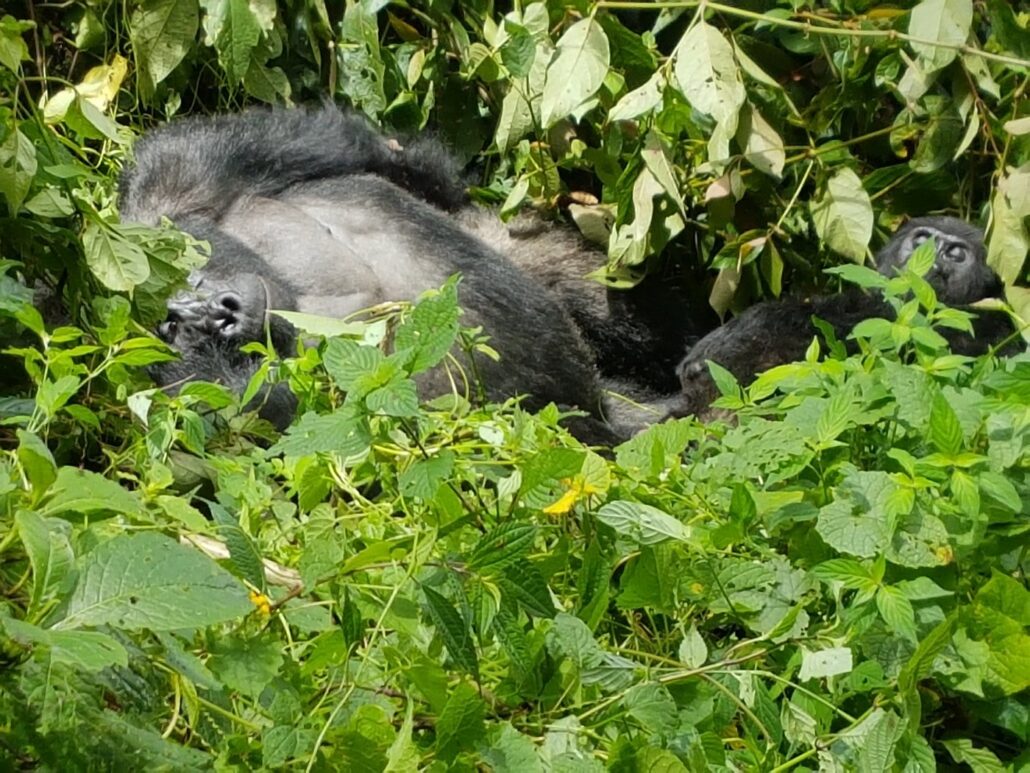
left=596, top=1, right=1030, bottom=70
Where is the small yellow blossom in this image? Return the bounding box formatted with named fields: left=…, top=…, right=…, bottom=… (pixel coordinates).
left=249, top=590, right=272, bottom=616
left=543, top=476, right=602, bottom=515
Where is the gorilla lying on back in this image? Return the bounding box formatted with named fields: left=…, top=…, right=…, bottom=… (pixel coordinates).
left=121, top=106, right=689, bottom=441
left=672, top=216, right=1019, bottom=419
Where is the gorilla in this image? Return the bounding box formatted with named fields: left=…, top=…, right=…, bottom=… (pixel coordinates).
left=120, top=106, right=693, bottom=440
left=672, top=216, right=1020, bottom=420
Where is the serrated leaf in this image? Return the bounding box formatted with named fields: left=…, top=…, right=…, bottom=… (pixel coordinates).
left=399, top=451, right=454, bottom=500
left=322, top=338, right=384, bottom=391
left=58, top=532, right=251, bottom=631
left=366, top=377, right=419, bottom=417
left=540, top=18, right=609, bottom=128
left=435, top=682, right=486, bottom=762
left=269, top=409, right=371, bottom=458
left=811, top=558, right=878, bottom=592
left=394, top=281, right=461, bottom=373
left=468, top=522, right=537, bottom=573
left=928, top=392, right=963, bottom=455
left=810, top=168, right=873, bottom=263
left=623, top=682, right=678, bottom=733
left=876, top=586, right=917, bottom=643
left=422, top=584, right=479, bottom=679
left=499, top=561, right=555, bottom=618
left=595, top=500, right=691, bottom=546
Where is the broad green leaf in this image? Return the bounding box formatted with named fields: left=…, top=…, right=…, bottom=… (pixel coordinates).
left=0, top=126, right=37, bottom=213
left=200, top=0, right=266, bottom=84
left=548, top=612, right=604, bottom=669
left=83, top=221, right=150, bottom=292
left=909, top=0, right=973, bottom=72
left=739, top=104, right=785, bottom=179
left=678, top=624, right=708, bottom=668
left=208, top=633, right=283, bottom=697
left=16, top=510, right=75, bottom=618
left=38, top=467, right=142, bottom=519
left=608, top=72, right=663, bottom=122
left=17, top=429, right=56, bottom=497
left=942, top=739, right=1005, bottom=772
left=673, top=21, right=745, bottom=133
left=435, top=682, right=486, bottom=762
left=496, top=39, right=549, bottom=150
left=540, top=18, right=610, bottom=128
left=398, top=451, right=454, bottom=500
left=394, top=281, right=461, bottom=373
left=857, top=709, right=901, bottom=773
left=928, top=392, right=963, bottom=455
left=130, top=0, right=199, bottom=90
left=366, top=377, right=419, bottom=417
left=322, top=338, right=385, bottom=391
left=899, top=616, right=955, bottom=693
left=811, top=558, right=878, bottom=593
left=0, top=17, right=32, bottom=72
left=271, top=310, right=365, bottom=338
left=799, top=647, right=853, bottom=680
left=481, top=723, right=541, bottom=773
left=499, top=561, right=555, bottom=618
left=269, top=409, right=372, bottom=459
left=243, top=59, right=291, bottom=104
left=816, top=471, right=898, bottom=558
left=986, top=163, right=1030, bottom=285
left=58, top=532, right=251, bottom=630
left=2, top=618, right=127, bottom=672
left=595, top=500, right=691, bottom=546
left=468, top=522, right=537, bottom=573
left=876, top=586, right=917, bottom=643
left=810, top=168, right=873, bottom=263
left=623, top=682, right=678, bottom=733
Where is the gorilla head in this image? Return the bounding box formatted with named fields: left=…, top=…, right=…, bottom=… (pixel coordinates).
left=875, top=216, right=999, bottom=305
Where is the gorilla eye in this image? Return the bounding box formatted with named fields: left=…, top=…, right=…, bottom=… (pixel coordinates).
left=945, top=243, right=967, bottom=262
left=912, top=230, right=931, bottom=247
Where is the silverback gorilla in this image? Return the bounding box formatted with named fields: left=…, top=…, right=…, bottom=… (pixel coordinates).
left=119, top=106, right=694, bottom=441
left=672, top=216, right=1017, bottom=420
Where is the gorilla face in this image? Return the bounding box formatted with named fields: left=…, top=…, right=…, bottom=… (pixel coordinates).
left=875, top=216, right=998, bottom=305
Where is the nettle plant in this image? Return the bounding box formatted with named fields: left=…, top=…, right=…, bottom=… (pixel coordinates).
left=601, top=245, right=1028, bottom=767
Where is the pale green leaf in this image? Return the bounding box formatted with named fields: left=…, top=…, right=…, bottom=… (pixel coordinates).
left=810, top=167, right=873, bottom=263
left=909, top=0, right=973, bottom=72
left=540, top=18, right=610, bottom=128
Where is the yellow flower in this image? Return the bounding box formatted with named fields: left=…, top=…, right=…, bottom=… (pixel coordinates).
left=543, top=476, right=602, bottom=515
left=249, top=590, right=272, bottom=616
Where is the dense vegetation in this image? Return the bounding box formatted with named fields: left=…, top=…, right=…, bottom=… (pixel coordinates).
left=1, top=0, right=1028, bottom=769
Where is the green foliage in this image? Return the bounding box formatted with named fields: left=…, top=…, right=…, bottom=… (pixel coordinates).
left=0, top=0, right=1028, bottom=770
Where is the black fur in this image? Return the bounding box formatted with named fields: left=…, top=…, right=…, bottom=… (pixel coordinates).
left=122, top=106, right=650, bottom=442
left=670, top=216, right=1019, bottom=420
